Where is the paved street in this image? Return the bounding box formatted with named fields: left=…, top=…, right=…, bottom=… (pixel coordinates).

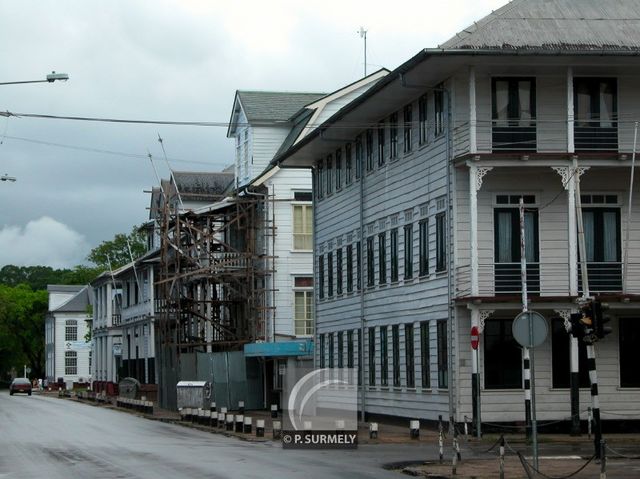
left=0, top=393, right=427, bottom=479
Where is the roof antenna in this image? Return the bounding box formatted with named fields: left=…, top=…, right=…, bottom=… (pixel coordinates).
left=358, top=26, right=368, bottom=77
left=157, top=134, right=184, bottom=209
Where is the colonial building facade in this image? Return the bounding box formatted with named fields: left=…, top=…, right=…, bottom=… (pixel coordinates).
left=274, top=0, right=640, bottom=426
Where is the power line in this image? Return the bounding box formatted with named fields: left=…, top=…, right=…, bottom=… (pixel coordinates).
left=1, top=134, right=219, bottom=167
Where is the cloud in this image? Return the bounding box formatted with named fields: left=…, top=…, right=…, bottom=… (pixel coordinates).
left=0, top=217, right=90, bottom=269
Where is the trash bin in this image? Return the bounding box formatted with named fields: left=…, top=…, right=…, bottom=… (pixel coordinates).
left=176, top=381, right=212, bottom=410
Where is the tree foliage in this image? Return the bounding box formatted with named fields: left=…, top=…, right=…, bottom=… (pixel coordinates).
left=0, top=285, right=48, bottom=379
left=87, top=225, right=146, bottom=269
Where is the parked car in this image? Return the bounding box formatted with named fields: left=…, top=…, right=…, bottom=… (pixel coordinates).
left=9, top=378, right=32, bottom=396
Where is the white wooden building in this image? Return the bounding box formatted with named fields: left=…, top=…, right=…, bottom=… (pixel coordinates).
left=274, top=0, right=640, bottom=427
left=45, top=285, right=92, bottom=387
left=227, top=76, right=388, bottom=402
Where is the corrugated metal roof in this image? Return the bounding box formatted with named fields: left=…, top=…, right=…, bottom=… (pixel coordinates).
left=441, top=0, right=640, bottom=51
left=172, top=171, right=234, bottom=201
left=237, top=91, right=326, bottom=122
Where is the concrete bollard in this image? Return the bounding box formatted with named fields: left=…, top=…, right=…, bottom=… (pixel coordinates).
left=369, top=422, right=379, bottom=439
left=141, top=395, right=146, bottom=401
left=204, top=410, right=211, bottom=425
left=226, top=414, right=235, bottom=431
left=218, top=412, right=225, bottom=428
left=210, top=402, right=216, bottom=413
left=235, top=414, right=244, bottom=433
left=148, top=401, right=154, bottom=415
left=221, top=407, right=228, bottom=416
left=303, top=421, right=313, bottom=431
left=410, top=420, right=420, bottom=439
left=243, top=416, right=252, bottom=434
left=256, top=419, right=265, bottom=437
left=273, top=420, right=282, bottom=440
left=271, top=404, right=278, bottom=419
left=238, top=400, right=245, bottom=414
left=185, top=407, right=192, bottom=421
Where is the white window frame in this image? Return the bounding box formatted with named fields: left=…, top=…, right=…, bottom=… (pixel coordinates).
left=293, top=276, right=314, bottom=337
left=292, top=202, right=313, bottom=251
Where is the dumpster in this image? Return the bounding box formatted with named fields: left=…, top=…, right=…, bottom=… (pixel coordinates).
left=176, top=381, right=211, bottom=410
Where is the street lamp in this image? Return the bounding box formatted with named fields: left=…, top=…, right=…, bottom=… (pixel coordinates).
left=0, top=71, right=69, bottom=86
left=0, top=71, right=69, bottom=183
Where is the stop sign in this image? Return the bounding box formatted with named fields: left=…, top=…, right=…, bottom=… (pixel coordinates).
left=470, top=326, right=479, bottom=350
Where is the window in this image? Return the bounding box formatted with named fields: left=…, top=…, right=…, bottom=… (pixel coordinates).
left=392, top=325, right=400, bottom=387
left=319, top=334, right=325, bottom=368
left=294, top=277, right=314, bottom=336
left=418, top=95, right=428, bottom=144
left=419, top=219, right=429, bottom=276
left=403, top=104, right=413, bottom=153
left=378, top=232, right=386, bottom=284
left=491, top=77, right=536, bottom=151
left=368, top=327, right=376, bottom=385
left=327, top=251, right=334, bottom=297
left=336, top=248, right=343, bottom=295
left=366, top=129, right=374, bottom=172
left=435, top=213, right=447, bottom=272
left=326, top=155, right=333, bottom=194
left=390, top=113, right=398, bottom=159
left=347, top=330, right=354, bottom=368
left=434, top=88, right=445, bottom=137
left=377, top=121, right=385, bottom=166
left=346, top=244, right=353, bottom=293
left=404, top=224, right=413, bottom=279
left=355, top=135, right=363, bottom=179
left=574, top=77, right=617, bottom=151
left=335, top=148, right=342, bottom=190
left=318, top=255, right=326, bottom=300
left=405, top=324, right=415, bottom=388
left=366, top=237, right=374, bottom=287
left=420, top=321, right=430, bottom=389
left=337, top=331, right=344, bottom=368
left=65, top=320, right=78, bottom=341
left=317, top=162, right=324, bottom=199
left=357, top=329, right=362, bottom=386
left=494, top=207, right=539, bottom=293
left=620, top=318, right=640, bottom=387
left=390, top=228, right=399, bottom=282
left=328, top=332, right=334, bottom=368
left=345, top=143, right=353, bottom=185
left=293, top=204, right=313, bottom=250
left=551, top=318, right=588, bottom=388
left=581, top=208, right=621, bottom=292
left=65, top=351, right=77, bottom=375
left=484, top=318, right=521, bottom=389
left=380, top=326, right=388, bottom=386
left=357, top=241, right=362, bottom=290
left=437, top=320, right=448, bottom=389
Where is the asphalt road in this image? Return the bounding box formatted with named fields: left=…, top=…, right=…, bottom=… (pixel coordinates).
left=0, top=392, right=426, bottom=479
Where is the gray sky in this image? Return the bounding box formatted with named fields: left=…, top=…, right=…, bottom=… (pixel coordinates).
left=0, top=0, right=505, bottom=268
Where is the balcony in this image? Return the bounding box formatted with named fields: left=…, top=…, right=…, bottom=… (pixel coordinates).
left=452, top=119, right=626, bottom=158
left=112, top=314, right=122, bottom=327
left=456, top=261, right=636, bottom=299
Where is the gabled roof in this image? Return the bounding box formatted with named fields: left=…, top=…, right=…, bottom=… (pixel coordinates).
left=440, top=0, right=640, bottom=52
left=50, top=285, right=91, bottom=313
left=236, top=91, right=326, bottom=122
left=227, top=90, right=326, bottom=137
left=171, top=171, right=234, bottom=202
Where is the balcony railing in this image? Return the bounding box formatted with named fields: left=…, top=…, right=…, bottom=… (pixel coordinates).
left=456, top=261, right=638, bottom=298
left=112, top=314, right=122, bottom=327
left=451, top=119, right=628, bottom=157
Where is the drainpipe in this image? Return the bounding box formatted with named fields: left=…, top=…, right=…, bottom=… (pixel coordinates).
left=358, top=148, right=367, bottom=423
left=445, top=85, right=456, bottom=428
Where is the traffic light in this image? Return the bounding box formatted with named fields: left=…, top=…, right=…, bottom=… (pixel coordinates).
left=569, top=301, right=598, bottom=344
left=593, top=301, right=613, bottom=340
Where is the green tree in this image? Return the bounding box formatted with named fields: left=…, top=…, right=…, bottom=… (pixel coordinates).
left=87, top=225, right=146, bottom=269
left=0, top=285, right=48, bottom=379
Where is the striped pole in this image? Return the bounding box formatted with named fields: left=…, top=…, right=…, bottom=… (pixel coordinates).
left=523, top=348, right=532, bottom=440
left=520, top=198, right=533, bottom=442
left=586, top=344, right=602, bottom=458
